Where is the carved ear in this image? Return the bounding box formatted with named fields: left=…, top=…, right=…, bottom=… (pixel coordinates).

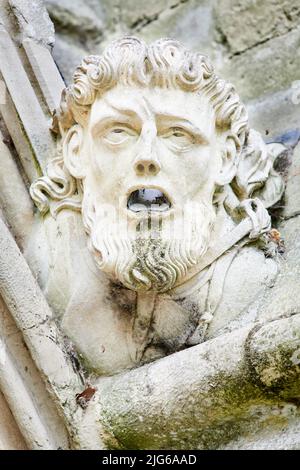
left=63, top=125, right=85, bottom=178
left=215, top=135, right=238, bottom=186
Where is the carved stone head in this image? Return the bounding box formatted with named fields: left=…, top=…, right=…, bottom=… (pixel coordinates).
left=31, top=37, right=284, bottom=294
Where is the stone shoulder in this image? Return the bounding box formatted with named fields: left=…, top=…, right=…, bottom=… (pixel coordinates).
left=206, top=245, right=279, bottom=338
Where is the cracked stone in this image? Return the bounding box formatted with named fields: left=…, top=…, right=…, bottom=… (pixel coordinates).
left=46, top=0, right=104, bottom=38
left=10, top=0, right=55, bottom=47
left=222, top=26, right=300, bottom=101
left=214, top=0, right=300, bottom=55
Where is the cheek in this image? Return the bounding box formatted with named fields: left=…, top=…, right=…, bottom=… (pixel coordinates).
left=84, top=143, right=113, bottom=199
left=170, top=146, right=217, bottom=200
left=89, top=139, right=134, bottom=174
left=86, top=142, right=131, bottom=201
left=182, top=147, right=215, bottom=182
left=88, top=141, right=118, bottom=177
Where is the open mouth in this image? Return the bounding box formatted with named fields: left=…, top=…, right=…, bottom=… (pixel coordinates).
left=127, top=188, right=171, bottom=213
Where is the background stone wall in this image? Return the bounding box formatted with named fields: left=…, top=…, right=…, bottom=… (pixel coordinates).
left=46, top=0, right=300, bottom=141
left=0, top=0, right=299, bottom=449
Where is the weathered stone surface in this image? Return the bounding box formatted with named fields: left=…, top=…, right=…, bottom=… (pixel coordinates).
left=46, top=0, right=104, bottom=39
left=0, top=130, right=34, bottom=248
left=247, top=88, right=300, bottom=140
left=103, top=0, right=181, bottom=29
left=1, top=0, right=300, bottom=452
left=256, top=215, right=300, bottom=324
left=223, top=26, right=300, bottom=101
left=206, top=246, right=278, bottom=338
left=222, top=410, right=300, bottom=450
left=0, top=218, right=82, bottom=423
left=48, top=0, right=222, bottom=84
left=0, top=26, right=55, bottom=173
left=125, top=0, right=214, bottom=48
left=214, top=0, right=300, bottom=55
left=23, top=38, right=65, bottom=112
left=79, top=313, right=300, bottom=449
left=0, top=392, right=27, bottom=450
left=30, top=37, right=285, bottom=379
left=47, top=0, right=300, bottom=113
left=10, top=0, right=55, bottom=47
left=46, top=0, right=105, bottom=82
left=282, top=142, right=300, bottom=218
left=51, top=36, right=90, bottom=84
left=0, top=294, right=70, bottom=449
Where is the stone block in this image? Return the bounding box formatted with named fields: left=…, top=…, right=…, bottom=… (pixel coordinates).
left=46, top=0, right=104, bottom=38
left=10, top=0, right=55, bottom=47
left=246, top=88, right=300, bottom=140
left=133, top=0, right=218, bottom=57
left=222, top=26, right=300, bottom=101
left=52, top=36, right=90, bottom=84
left=215, top=0, right=300, bottom=54
left=283, top=142, right=300, bottom=218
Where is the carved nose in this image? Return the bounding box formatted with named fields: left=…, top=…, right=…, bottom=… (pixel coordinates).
left=134, top=158, right=161, bottom=176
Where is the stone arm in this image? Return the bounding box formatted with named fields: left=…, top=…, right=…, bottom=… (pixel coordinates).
left=78, top=313, right=300, bottom=449
left=0, top=0, right=299, bottom=450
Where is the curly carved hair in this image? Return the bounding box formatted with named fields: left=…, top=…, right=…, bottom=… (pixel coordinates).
left=31, top=37, right=283, bottom=217
left=54, top=37, right=248, bottom=142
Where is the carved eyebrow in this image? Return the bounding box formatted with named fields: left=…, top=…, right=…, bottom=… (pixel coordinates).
left=90, top=95, right=153, bottom=136
left=156, top=114, right=210, bottom=143
left=90, top=111, right=141, bottom=137
left=110, top=104, right=141, bottom=118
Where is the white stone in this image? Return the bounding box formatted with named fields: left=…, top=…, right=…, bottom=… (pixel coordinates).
left=30, top=37, right=284, bottom=376
left=0, top=17, right=299, bottom=449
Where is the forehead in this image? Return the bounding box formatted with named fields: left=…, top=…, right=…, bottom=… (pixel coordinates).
left=89, top=84, right=215, bottom=133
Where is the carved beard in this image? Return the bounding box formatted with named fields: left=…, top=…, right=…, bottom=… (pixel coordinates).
left=82, top=189, right=216, bottom=293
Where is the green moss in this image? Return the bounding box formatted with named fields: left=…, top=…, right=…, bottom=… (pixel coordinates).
left=98, top=368, right=279, bottom=449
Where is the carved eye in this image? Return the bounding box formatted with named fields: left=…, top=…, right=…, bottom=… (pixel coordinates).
left=163, top=127, right=194, bottom=150
left=103, top=127, right=135, bottom=145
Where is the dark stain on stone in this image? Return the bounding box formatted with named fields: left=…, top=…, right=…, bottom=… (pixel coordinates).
left=107, top=281, right=136, bottom=318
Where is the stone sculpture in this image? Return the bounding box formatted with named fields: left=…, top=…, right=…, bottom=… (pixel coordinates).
left=30, top=37, right=284, bottom=375
left=1, top=0, right=300, bottom=450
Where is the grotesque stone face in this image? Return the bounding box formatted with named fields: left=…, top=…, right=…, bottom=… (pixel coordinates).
left=30, top=37, right=283, bottom=296
left=29, top=36, right=285, bottom=377
left=72, top=84, right=219, bottom=291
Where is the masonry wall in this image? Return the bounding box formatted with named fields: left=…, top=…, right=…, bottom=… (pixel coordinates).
left=46, top=0, right=300, bottom=142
